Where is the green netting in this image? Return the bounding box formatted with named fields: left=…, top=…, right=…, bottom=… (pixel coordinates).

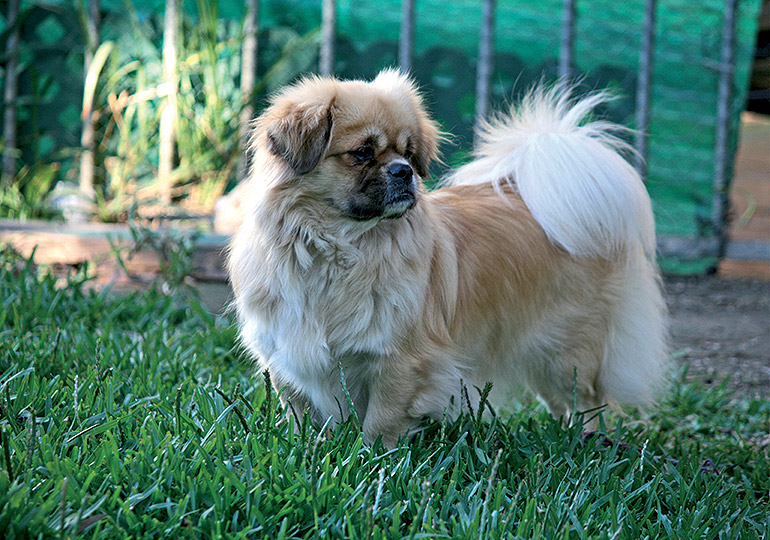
left=2, top=0, right=763, bottom=274
left=327, top=0, right=761, bottom=274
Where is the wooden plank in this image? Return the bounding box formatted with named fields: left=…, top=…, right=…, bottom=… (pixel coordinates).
left=0, top=221, right=230, bottom=282
left=3, top=222, right=765, bottom=286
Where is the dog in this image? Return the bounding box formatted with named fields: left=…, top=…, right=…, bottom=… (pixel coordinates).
left=227, top=69, right=667, bottom=447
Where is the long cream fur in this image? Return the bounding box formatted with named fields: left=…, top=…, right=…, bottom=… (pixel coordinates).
left=228, top=70, right=668, bottom=447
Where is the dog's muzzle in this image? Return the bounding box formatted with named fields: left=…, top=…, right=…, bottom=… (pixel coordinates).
left=383, top=160, right=417, bottom=217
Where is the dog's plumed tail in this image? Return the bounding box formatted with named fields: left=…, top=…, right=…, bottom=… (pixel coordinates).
left=445, top=84, right=655, bottom=260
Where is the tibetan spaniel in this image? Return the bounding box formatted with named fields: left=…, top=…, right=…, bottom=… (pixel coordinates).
left=228, top=70, right=667, bottom=447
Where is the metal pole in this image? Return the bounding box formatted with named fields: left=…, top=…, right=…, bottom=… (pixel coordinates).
left=79, top=0, right=100, bottom=198
left=241, top=0, right=259, bottom=105
left=713, top=0, right=737, bottom=253
left=558, top=0, right=575, bottom=80
left=2, top=0, right=20, bottom=182
left=634, top=0, right=656, bottom=178
left=320, top=0, right=336, bottom=75
left=475, top=0, right=495, bottom=142
left=399, top=0, right=415, bottom=72
left=238, top=0, right=259, bottom=181
left=158, top=0, right=179, bottom=203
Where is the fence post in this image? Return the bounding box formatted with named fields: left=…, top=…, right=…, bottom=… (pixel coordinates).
left=79, top=0, right=100, bottom=199
left=475, top=0, right=495, bottom=143
left=399, top=0, right=416, bottom=72
left=2, top=0, right=20, bottom=183
left=713, top=0, right=738, bottom=254
left=158, top=0, right=179, bottom=204
left=558, top=0, right=575, bottom=79
left=634, top=0, right=656, bottom=178
left=238, top=0, right=259, bottom=181
left=320, top=0, right=336, bottom=75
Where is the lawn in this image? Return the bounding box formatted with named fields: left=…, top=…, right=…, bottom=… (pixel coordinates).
left=0, top=251, right=768, bottom=539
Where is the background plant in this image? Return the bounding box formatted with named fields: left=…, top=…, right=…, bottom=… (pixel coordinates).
left=0, top=161, right=60, bottom=219
left=0, top=1, right=68, bottom=220
left=0, top=0, right=320, bottom=223
left=91, top=0, right=320, bottom=222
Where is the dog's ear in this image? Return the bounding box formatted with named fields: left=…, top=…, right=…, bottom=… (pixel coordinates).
left=373, top=69, right=441, bottom=178
left=411, top=110, right=440, bottom=178
left=262, top=93, right=336, bottom=176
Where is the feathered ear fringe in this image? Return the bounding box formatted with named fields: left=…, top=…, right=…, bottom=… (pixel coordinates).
left=250, top=81, right=338, bottom=176
left=444, top=81, right=655, bottom=260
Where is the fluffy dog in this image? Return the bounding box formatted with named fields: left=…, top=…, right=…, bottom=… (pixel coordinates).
left=228, top=70, right=667, bottom=446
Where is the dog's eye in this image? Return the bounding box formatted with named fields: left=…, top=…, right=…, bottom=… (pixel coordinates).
left=348, top=147, right=375, bottom=163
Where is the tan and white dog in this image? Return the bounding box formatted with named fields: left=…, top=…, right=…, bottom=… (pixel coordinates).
left=227, top=70, right=667, bottom=446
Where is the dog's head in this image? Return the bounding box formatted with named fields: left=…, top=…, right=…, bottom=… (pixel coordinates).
left=254, top=69, right=440, bottom=221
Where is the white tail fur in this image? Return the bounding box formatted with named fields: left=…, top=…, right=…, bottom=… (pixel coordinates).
left=601, top=250, right=668, bottom=407
left=444, top=84, right=656, bottom=259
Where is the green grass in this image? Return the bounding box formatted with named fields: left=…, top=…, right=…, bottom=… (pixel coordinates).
left=0, top=252, right=768, bottom=539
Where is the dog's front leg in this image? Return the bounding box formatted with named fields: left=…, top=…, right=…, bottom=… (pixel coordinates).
left=362, top=359, right=422, bottom=448
left=268, top=369, right=319, bottom=427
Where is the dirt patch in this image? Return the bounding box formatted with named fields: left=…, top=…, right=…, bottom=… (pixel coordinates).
left=665, top=275, right=770, bottom=399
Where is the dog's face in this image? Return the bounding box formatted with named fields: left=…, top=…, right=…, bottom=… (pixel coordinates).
left=256, top=70, right=440, bottom=221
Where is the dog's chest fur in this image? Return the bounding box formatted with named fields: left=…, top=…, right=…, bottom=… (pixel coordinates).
left=231, top=207, right=433, bottom=418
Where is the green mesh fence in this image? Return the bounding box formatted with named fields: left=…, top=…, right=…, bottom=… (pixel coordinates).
left=292, top=0, right=762, bottom=274
left=1, top=0, right=763, bottom=273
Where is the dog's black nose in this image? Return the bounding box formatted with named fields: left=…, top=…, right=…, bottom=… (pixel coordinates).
left=387, top=162, right=413, bottom=181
